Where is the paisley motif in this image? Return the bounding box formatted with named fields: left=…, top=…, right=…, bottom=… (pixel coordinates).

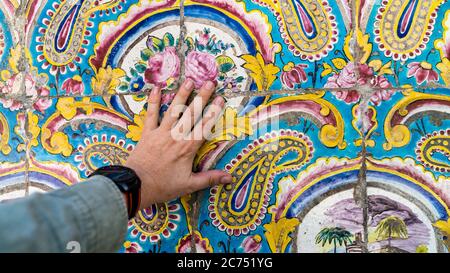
left=130, top=203, right=181, bottom=242
left=254, top=0, right=338, bottom=61
left=0, top=24, right=4, bottom=61
left=373, top=0, right=443, bottom=61
left=416, top=130, right=450, bottom=172
left=36, top=0, right=123, bottom=74
left=209, top=130, right=314, bottom=236
left=74, top=134, right=134, bottom=176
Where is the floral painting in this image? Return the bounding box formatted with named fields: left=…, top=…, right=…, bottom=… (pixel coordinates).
left=0, top=0, right=449, bottom=253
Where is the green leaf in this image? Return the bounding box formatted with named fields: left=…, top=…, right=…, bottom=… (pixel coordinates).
left=141, top=48, right=154, bottom=61
left=216, top=55, right=235, bottom=73
left=163, top=33, right=175, bottom=47
left=135, top=62, right=147, bottom=73
left=130, top=68, right=138, bottom=78
left=148, top=36, right=164, bottom=52
left=185, top=37, right=195, bottom=52
left=118, top=82, right=129, bottom=91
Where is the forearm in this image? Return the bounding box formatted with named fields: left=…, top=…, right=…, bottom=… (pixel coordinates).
left=0, top=175, right=128, bottom=253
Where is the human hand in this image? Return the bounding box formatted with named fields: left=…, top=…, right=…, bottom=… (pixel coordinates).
left=125, top=79, right=233, bottom=210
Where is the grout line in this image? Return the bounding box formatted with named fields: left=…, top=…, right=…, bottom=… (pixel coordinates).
left=354, top=85, right=372, bottom=253
left=2, top=85, right=447, bottom=101
left=177, top=0, right=199, bottom=254
left=355, top=138, right=369, bottom=253
left=16, top=2, right=32, bottom=197
left=176, top=0, right=187, bottom=90
left=352, top=0, right=372, bottom=253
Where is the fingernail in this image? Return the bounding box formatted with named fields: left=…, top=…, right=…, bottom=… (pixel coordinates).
left=213, top=96, right=224, bottom=106
left=220, top=175, right=233, bottom=184
left=151, top=86, right=161, bottom=96
left=204, top=81, right=215, bottom=90
left=184, top=79, right=194, bottom=90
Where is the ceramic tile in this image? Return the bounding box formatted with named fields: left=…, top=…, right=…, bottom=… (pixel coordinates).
left=364, top=88, right=450, bottom=253
left=27, top=0, right=181, bottom=96
left=0, top=106, right=27, bottom=201
left=0, top=0, right=448, bottom=254
left=191, top=92, right=367, bottom=253
left=182, top=0, right=353, bottom=91
left=360, top=0, right=450, bottom=88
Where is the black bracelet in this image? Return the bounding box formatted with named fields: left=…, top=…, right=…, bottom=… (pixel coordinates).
left=88, top=166, right=142, bottom=219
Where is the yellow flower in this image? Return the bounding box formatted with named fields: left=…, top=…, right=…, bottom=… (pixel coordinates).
left=91, top=66, right=126, bottom=95
left=321, top=63, right=333, bottom=77
left=41, top=128, right=73, bottom=157
left=8, top=45, right=34, bottom=74
left=28, top=112, right=41, bottom=148
left=123, top=241, right=132, bottom=249
left=56, top=97, right=93, bottom=120
left=369, top=59, right=393, bottom=75
left=344, top=29, right=372, bottom=64
left=437, top=58, right=450, bottom=86
left=263, top=218, right=299, bottom=253
left=1, top=70, right=11, bottom=81
left=331, top=58, right=347, bottom=70
left=241, top=52, right=280, bottom=91
left=126, top=110, right=146, bottom=141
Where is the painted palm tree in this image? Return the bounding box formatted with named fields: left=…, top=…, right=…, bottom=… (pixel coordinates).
left=375, top=215, right=408, bottom=248
left=315, top=227, right=353, bottom=253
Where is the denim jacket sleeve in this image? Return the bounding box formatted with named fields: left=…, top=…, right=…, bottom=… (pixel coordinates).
left=0, top=175, right=128, bottom=253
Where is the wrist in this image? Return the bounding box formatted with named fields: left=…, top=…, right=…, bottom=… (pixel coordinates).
left=125, top=159, right=154, bottom=210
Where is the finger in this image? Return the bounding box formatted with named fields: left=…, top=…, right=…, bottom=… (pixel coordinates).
left=145, top=86, right=161, bottom=130
left=174, top=81, right=216, bottom=136
left=188, top=170, right=233, bottom=193
left=160, top=79, right=195, bottom=129
left=190, top=96, right=225, bottom=148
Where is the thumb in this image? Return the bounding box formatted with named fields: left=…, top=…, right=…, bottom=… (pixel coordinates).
left=189, top=170, right=233, bottom=192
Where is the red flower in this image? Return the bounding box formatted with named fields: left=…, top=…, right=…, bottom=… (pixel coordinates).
left=61, top=75, right=84, bottom=95
left=241, top=235, right=262, bottom=253
left=407, top=61, right=439, bottom=85
left=281, top=62, right=308, bottom=89
left=123, top=241, right=142, bottom=253
left=176, top=231, right=212, bottom=253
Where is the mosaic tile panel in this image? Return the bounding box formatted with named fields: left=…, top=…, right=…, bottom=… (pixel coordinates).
left=361, top=0, right=450, bottom=88
left=0, top=0, right=448, bottom=253
left=364, top=88, right=450, bottom=252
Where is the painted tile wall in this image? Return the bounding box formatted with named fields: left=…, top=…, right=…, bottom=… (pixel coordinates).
left=0, top=0, right=449, bottom=253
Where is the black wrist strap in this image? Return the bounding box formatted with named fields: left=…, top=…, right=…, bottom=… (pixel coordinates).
left=89, top=166, right=141, bottom=219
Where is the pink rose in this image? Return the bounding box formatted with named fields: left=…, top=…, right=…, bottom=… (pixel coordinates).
left=185, top=51, right=219, bottom=89
left=370, top=89, right=395, bottom=106
left=0, top=73, right=51, bottom=112
left=334, top=90, right=361, bottom=104
left=325, top=63, right=393, bottom=105
left=62, top=76, right=84, bottom=95
left=333, top=62, right=358, bottom=88
left=145, top=47, right=180, bottom=87
left=34, top=86, right=52, bottom=113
